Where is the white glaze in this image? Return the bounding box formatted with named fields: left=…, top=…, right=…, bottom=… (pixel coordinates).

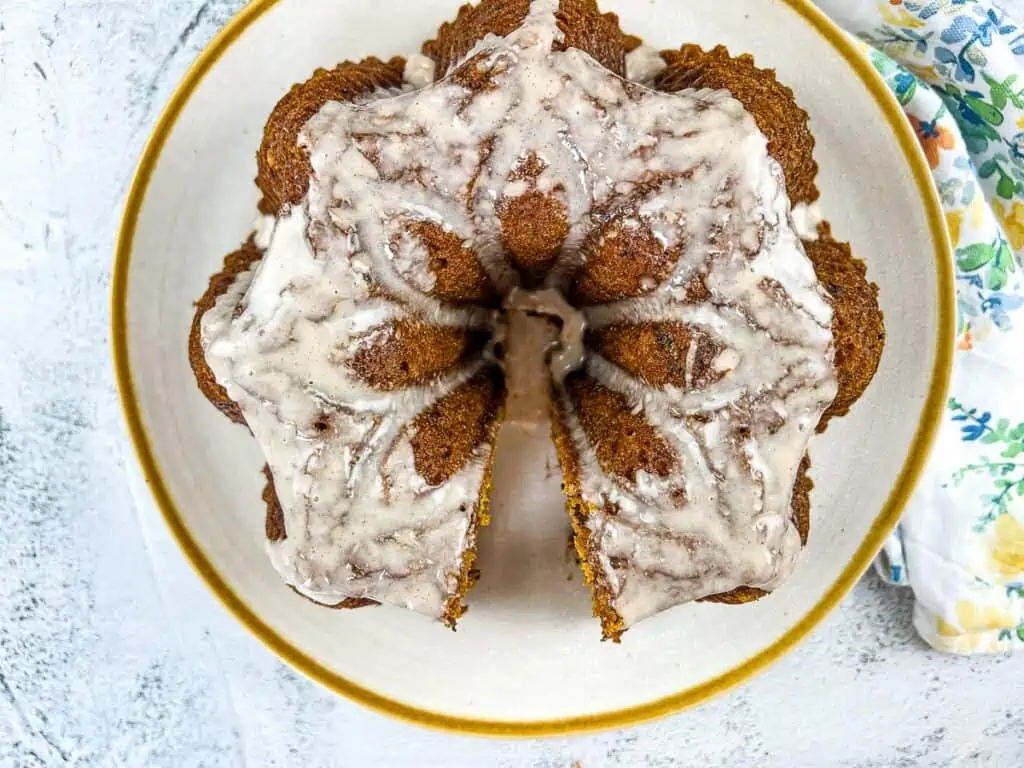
left=791, top=201, right=824, bottom=241
left=624, top=45, right=668, bottom=84
left=403, top=53, right=437, bottom=89
left=204, top=207, right=493, bottom=618
left=202, top=0, right=837, bottom=626
left=253, top=213, right=276, bottom=249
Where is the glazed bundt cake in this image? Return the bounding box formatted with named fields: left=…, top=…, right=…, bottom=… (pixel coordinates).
left=190, top=0, right=884, bottom=639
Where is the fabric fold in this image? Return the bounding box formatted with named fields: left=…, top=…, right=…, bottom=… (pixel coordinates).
left=814, top=0, right=1024, bottom=652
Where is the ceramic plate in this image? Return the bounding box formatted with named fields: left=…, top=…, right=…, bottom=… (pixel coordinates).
left=113, top=0, right=953, bottom=736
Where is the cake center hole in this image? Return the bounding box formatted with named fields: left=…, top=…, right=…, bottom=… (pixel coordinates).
left=495, top=288, right=586, bottom=428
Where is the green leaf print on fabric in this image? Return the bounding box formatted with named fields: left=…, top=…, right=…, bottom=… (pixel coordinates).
left=983, top=72, right=1024, bottom=110
left=942, top=84, right=1004, bottom=154
left=957, top=242, right=997, bottom=271
left=990, top=238, right=1017, bottom=290
left=949, top=399, right=1024, bottom=531
left=977, top=152, right=1024, bottom=199
left=956, top=237, right=1018, bottom=290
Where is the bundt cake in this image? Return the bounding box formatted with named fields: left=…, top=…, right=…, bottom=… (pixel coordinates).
left=189, top=0, right=884, bottom=639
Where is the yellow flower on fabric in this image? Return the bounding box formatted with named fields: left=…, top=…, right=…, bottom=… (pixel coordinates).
left=935, top=599, right=1017, bottom=652
left=1017, top=116, right=1024, bottom=130
left=992, top=199, right=1024, bottom=251
left=933, top=618, right=979, bottom=652
left=879, top=2, right=926, bottom=30
left=945, top=209, right=964, bottom=246
left=956, top=599, right=1016, bottom=632
left=904, top=63, right=939, bottom=82
left=965, top=46, right=987, bottom=68
left=974, top=320, right=994, bottom=345
left=990, top=513, right=1024, bottom=582
left=968, top=193, right=987, bottom=229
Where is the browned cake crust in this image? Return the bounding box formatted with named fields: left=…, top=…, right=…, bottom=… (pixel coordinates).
left=656, top=49, right=885, bottom=419
left=423, top=0, right=532, bottom=76
left=256, top=56, right=406, bottom=214
left=657, top=45, right=820, bottom=206
left=404, top=221, right=497, bottom=305
left=348, top=321, right=487, bottom=391
left=262, top=464, right=286, bottom=542
left=421, top=373, right=504, bottom=624
left=188, top=237, right=262, bottom=425
left=554, top=0, right=630, bottom=75
left=550, top=390, right=626, bottom=640
left=422, top=0, right=631, bottom=77
left=805, top=223, right=886, bottom=427
left=190, top=7, right=885, bottom=635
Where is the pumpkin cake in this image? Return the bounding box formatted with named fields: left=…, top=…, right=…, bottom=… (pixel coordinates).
left=189, top=0, right=884, bottom=638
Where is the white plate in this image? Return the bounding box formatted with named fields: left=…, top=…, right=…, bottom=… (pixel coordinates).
left=113, top=0, right=954, bottom=736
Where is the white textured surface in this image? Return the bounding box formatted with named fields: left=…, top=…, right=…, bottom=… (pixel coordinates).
left=1, top=1, right=1023, bottom=765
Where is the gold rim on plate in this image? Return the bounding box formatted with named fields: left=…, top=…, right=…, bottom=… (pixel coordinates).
left=111, top=0, right=955, bottom=737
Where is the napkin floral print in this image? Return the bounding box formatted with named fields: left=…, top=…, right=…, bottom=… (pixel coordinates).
left=816, top=0, right=1024, bottom=652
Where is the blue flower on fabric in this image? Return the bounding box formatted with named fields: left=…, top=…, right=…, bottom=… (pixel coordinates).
left=982, top=292, right=1024, bottom=329
left=1011, top=32, right=1024, bottom=56
left=936, top=10, right=1017, bottom=82
left=903, top=28, right=933, bottom=55
left=970, top=6, right=1019, bottom=38
left=1008, top=132, right=1024, bottom=164
left=963, top=177, right=977, bottom=205
left=952, top=407, right=992, bottom=441
left=941, top=15, right=990, bottom=48
left=935, top=45, right=974, bottom=83
left=867, top=49, right=920, bottom=106
left=964, top=273, right=985, bottom=290
left=893, top=70, right=918, bottom=103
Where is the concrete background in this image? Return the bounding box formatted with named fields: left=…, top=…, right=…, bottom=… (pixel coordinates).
left=1, top=1, right=1022, bottom=765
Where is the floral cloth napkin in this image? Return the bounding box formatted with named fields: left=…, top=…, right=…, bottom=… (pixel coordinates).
left=813, top=0, right=1024, bottom=652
